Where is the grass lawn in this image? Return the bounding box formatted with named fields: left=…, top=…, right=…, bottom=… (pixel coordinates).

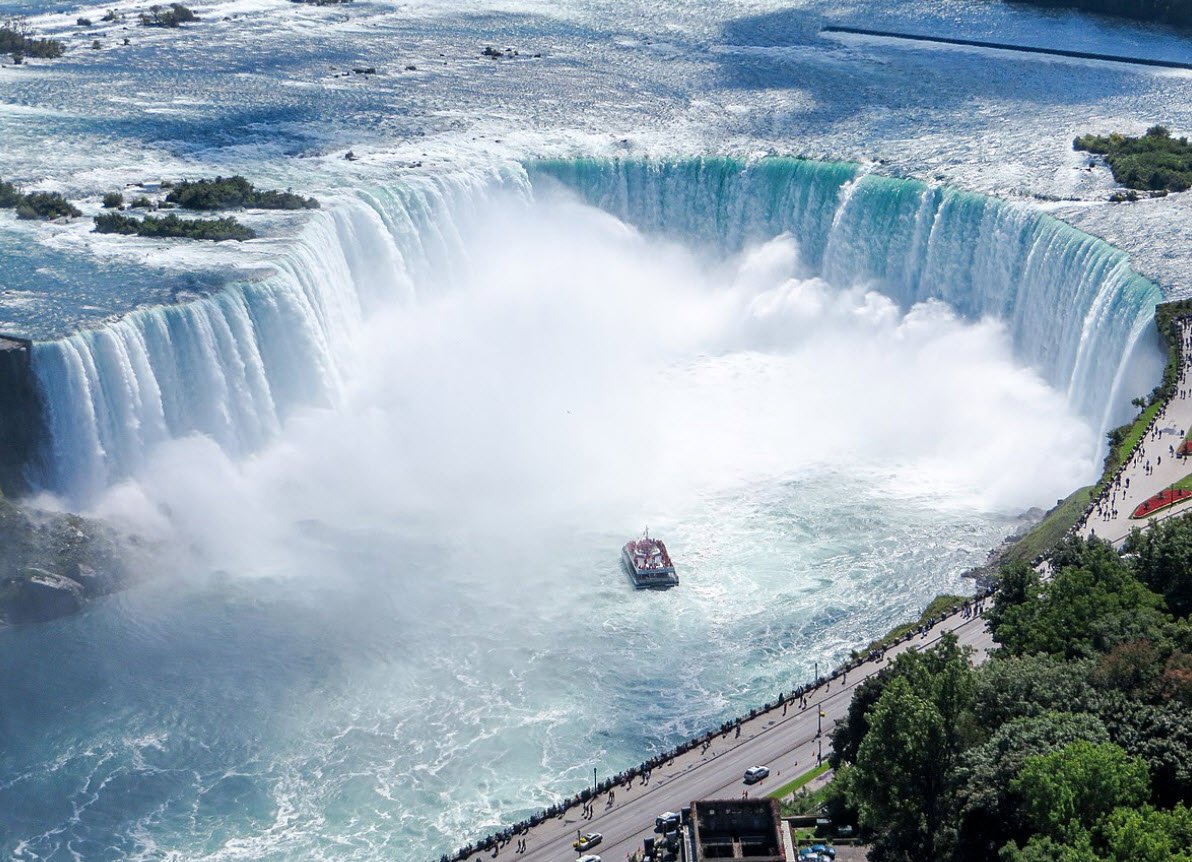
left=767, top=763, right=831, bottom=800
left=1005, top=485, right=1095, bottom=562
left=779, top=775, right=837, bottom=817
left=862, top=593, right=966, bottom=654
left=1107, top=401, right=1165, bottom=476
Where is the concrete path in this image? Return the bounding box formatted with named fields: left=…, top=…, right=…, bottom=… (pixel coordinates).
left=457, top=604, right=995, bottom=862
left=1080, top=321, right=1192, bottom=546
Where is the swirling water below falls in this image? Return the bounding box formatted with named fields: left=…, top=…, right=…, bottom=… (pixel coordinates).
left=0, top=165, right=1162, bottom=861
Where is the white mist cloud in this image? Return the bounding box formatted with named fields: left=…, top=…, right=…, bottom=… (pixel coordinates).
left=87, top=189, right=1099, bottom=563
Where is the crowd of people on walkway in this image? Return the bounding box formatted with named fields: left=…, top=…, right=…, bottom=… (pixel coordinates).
left=1075, top=321, right=1192, bottom=537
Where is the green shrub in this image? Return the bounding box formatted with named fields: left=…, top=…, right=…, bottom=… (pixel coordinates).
left=166, top=175, right=319, bottom=210
left=139, top=4, right=197, bottom=27
left=15, top=192, right=81, bottom=220
left=94, top=211, right=256, bottom=240
left=128, top=195, right=154, bottom=209
left=101, top=192, right=123, bottom=209
left=0, top=18, right=65, bottom=59
left=0, top=179, right=21, bottom=208
left=1075, top=127, right=1192, bottom=193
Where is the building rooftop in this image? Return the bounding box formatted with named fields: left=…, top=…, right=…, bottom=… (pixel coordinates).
left=688, top=799, right=789, bottom=862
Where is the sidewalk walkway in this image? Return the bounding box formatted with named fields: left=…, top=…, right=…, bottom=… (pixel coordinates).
left=1080, top=321, right=1192, bottom=546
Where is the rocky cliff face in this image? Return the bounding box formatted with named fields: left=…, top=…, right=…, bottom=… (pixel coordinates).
left=0, top=336, right=45, bottom=497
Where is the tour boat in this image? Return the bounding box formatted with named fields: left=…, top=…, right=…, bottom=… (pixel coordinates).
left=622, top=529, right=679, bottom=589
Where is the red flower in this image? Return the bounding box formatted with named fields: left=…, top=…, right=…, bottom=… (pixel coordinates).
left=1131, top=488, right=1192, bottom=519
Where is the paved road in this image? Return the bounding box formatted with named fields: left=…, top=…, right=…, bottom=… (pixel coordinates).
left=459, top=606, right=994, bottom=862
left=1081, top=321, right=1192, bottom=546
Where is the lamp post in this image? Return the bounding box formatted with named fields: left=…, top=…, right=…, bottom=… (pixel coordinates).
left=817, top=703, right=822, bottom=738
left=592, top=767, right=597, bottom=794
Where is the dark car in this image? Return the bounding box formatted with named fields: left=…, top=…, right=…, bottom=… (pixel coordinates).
left=655, top=811, right=681, bottom=831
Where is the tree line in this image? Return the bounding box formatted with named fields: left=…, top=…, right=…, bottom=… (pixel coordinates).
left=1010, top=0, right=1192, bottom=30
left=826, top=517, right=1192, bottom=861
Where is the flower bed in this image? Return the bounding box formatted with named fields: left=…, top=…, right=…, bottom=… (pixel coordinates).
left=1180, top=440, right=1192, bottom=457
left=1131, top=488, right=1192, bottom=519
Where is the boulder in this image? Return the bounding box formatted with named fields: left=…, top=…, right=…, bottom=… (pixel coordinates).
left=3, top=568, right=84, bottom=624
left=66, top=563, right=117, bottom=598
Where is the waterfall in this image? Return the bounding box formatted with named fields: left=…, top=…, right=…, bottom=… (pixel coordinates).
left=27, top=158, right=1163, bottom=504
left=528, top=158, right=1163, bottom=435
left=31, top=167, right=531, bottom=503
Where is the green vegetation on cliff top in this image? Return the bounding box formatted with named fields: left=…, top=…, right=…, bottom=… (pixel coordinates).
left=862, top=593, right=968, bottom=655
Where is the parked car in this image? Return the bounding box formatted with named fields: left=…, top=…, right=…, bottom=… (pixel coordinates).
left=743, top=765, right=770, bottom=784
left=577, top=856, right=602, bottom=862
left=655, top=811, right=681, bottom=831
left=810, top=844, right=836, bottom=859
left=573, top=832, right=603, bottom=852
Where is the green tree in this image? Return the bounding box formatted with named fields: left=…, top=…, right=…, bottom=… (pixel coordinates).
left=946, top=712, right=1109, bottom=862
left=829, top=671, right=889, bottom=768
left=1012, top=741, right=1149, bottom=843
left=972, top=654, right=1098, bottom=728
left=849, top=634, right=976, bottom=861
left=991, top=539, right=1167, bottom=659
left=985, top=560, right=1041, bottom=636
left=1126, top=516, right=1192, bottom=617
left=1102, top=804, right=1192, bottom=862
left=1098, top=698, right=1192, bottom=809
left=998, top=833, right=1098, bottom=862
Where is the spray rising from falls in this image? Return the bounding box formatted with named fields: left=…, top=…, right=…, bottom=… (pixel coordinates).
left=30, top=158, right=1163, bottom=505
left=529, top=158, right=1164, bottom=431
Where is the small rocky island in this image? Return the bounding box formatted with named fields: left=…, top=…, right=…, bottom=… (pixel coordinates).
left=1075, top=125, right=1192, bottom=197
left=91, top=175, right=320, bottom=240
left=0, top=180, right=80, bottom=220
